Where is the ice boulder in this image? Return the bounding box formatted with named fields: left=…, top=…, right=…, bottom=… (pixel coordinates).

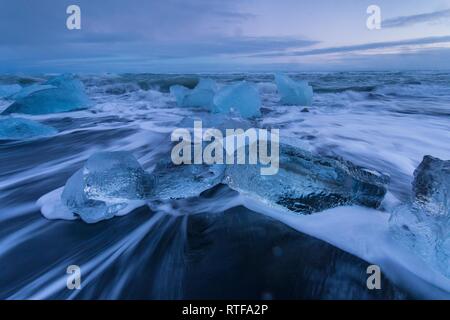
left=2, top=74, right=90, bottom=115
left=61, top=152, right=155, bottom=223
left=0, top=84, right=22, bottom=98
left=224, top=142, right=389, bottom=214
left=170, top=78, right=217, bottom=108
left=275, top=73, right=313, bottom=106
left=412, top=155, right=449, bottom=217
left=213, top=81, right=261, bottom=118
left=390, top=156, right=450, bottom=277
left=0, top=117, right=57, bottom=140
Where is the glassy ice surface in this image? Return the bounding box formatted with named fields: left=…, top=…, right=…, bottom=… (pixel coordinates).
left=0, top=117, right=57, bottom=140
left=61, top=152, right=154, bottom=223
left=412, top=156, right=449, bottom=217
left=275, top=73, right=313, bottom=106
left=170, top=78, right=217, bottom=108
left=390, top=156, right=450, bottom=277
left=225, top=142, right=389, bottom=214
left=2, top=74, right=90, bottom=115
left=213, top=81, right=261, bottom=118
left=152, top=157, right=225, bottom=200
left=0, top=84, right=22, bottom=98
left=170, top=85, right=190, bottom=106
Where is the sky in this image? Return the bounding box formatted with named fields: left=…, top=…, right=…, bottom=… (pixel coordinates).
left=1, top=0, right=450, bottom=73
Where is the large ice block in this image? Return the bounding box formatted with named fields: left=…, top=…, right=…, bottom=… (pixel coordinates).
left=213, top=81, right=261, bottom=118
left=412, top=155, right=449, bottom=217
left=61, top=152, right=155, bottom=223
left=0, top=117, right=57, bottom=140
left=224, top=142, right=389, bottom=214
left=275, top=73, right=313, bottom=106
left=2, top=74, right=90, bottom=115
left=390, top=156, right=450, bottom=277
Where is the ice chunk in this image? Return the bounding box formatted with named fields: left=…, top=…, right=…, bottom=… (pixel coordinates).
left=61, top=152, right=154, bottom=223
left=275, top=73, right=313, bottom=106
left=0, top=84, right=21, bottom=98
left=390, top=204, right=450, bottom=277
left=170, top=78, right=217, bottom=108
left=2, top=74, right=90, bottom=115
left=8, top=84, right=55, bottom=100
left=213, top=81, right=261, bottom=118
left=170, top=85, right=190, bottom=106
left=0, top=117, right=57, bottom=140
left=224, top=142, right=389, bottom=214
left=412, top=155, right=449, bottom=217
left=152, top=158, right=225, bottom=200
left=390, top=156, right=450, bottom=277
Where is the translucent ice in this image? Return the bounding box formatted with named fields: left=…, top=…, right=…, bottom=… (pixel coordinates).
left=8, top=84, right=55, bottom=100
left=170, top=78, right=217, bottom=108
left=213, top=81, right=261, bottom=118
left=170, top=85, right=190, bottom=106
left=412, top=155, right=449, bottom=217
left=0, top=117, right=57, bottom=140
left=152, top=157, right=225, bottom=200
left=275, top=73, right=313, bottom=106
left=2, top=74, right=90, bottom=115
left=224, top=142, right=389, bottom=214
left=0, top=84, right=21, bottom=98
left=390, top=156, right=450, bottom=277
left=61, top=152, right=155, bottom=223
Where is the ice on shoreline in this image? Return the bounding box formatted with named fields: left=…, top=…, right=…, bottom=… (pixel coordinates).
left=390, top=155, right=450, bottom=278
left=225, top=142, right=389, bottom=214
left=171, top=79, right=262, bottom=118
left=59, top=152, right=154, bottom=223
left=213, top=81, right=261, bottom=118
left=275, top=73, right=313, bottom=106
left=2, top=74, right=90, bottom=115
left=242, top=197, right=450, bottom=299
left=170, top=78, right=217, bottom=109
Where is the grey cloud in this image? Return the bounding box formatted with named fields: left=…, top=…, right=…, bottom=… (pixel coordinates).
left=250, top=35, right=450, bottom=58
left=383, top=9, right=450, bottom=28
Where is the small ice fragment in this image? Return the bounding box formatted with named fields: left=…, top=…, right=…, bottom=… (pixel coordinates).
left=275, top=73, right=313, bottom=106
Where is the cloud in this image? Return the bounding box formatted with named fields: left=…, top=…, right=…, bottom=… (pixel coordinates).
left=383, top=9, right=450, bottom=28
left=250, top=35, right=450, bottom=58
left=0, top=0, right=254, bottom=45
